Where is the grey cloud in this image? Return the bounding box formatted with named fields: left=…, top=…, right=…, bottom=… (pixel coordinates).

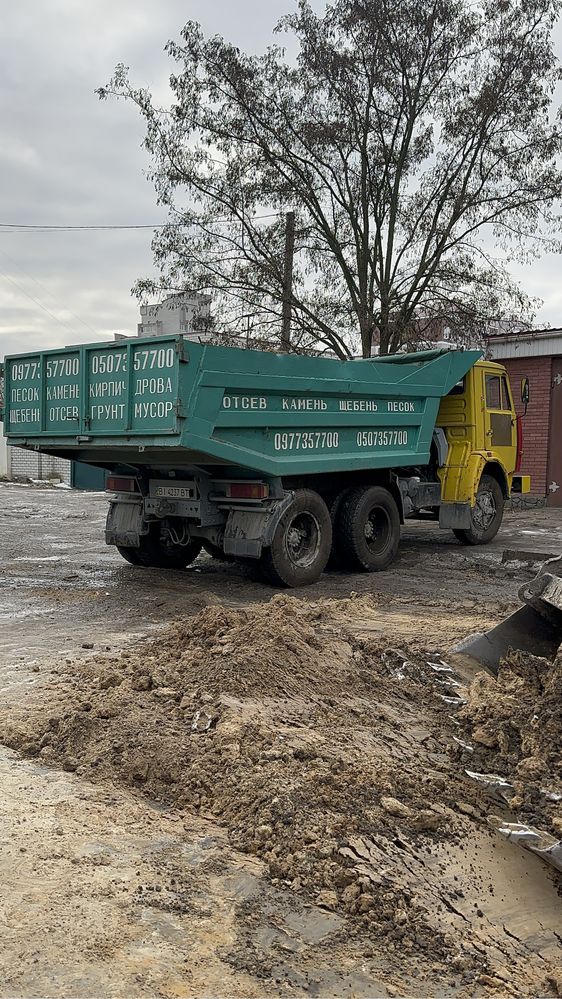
left=0, top=0, right=561, bottom=363
left=0, top=0, right=294, bottom=359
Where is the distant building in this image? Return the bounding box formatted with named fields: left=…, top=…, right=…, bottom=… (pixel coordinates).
left=486, top=327, right=562, bottom=504
left=138, top=293, right=212, bottom=341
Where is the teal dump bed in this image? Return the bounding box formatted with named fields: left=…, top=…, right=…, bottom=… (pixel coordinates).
left=1, top=336, right=481, bottom=476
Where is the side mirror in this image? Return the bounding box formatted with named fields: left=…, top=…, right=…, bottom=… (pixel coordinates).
left=521, top=377, right=530, bottom=414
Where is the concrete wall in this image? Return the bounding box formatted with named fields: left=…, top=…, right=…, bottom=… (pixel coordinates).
left=0, top=431, right=7, bottom=476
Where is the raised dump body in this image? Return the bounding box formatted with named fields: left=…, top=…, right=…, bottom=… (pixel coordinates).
left=2, top=335, right=479, bottom=473
left=1, top=337, right=526, bottom=587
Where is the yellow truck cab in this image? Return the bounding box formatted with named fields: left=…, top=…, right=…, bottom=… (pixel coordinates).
left=436, top=360, right=530, bottom=543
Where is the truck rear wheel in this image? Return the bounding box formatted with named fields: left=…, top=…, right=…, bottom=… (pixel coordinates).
left=117, top=525, right=202, bottom=569
left=453, top=474, right=504, bottom=545
left=337, top=486, right=400, bottom=572
left=201, top=539, right=235, bottom=562
left=260, top=489, right=332, bottom=588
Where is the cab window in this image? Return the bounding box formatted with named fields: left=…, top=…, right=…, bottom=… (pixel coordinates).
left=485, top=375, right=501, bottom=409
left=500, top=376, right=512, bottom=411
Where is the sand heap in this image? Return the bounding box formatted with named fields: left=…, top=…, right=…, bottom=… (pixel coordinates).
left=1, top=593, right=560, bottom=991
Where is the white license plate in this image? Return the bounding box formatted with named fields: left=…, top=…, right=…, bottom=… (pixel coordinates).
left=155, top=485, right=194, bottom=499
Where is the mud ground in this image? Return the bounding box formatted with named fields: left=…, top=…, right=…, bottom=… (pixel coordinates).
left=2, top=484, right=561, bottom=678
left=1, top=483, right=561, bottom=998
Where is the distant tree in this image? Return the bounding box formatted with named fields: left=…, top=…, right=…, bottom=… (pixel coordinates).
left=98, top=0, right=562, bottom=357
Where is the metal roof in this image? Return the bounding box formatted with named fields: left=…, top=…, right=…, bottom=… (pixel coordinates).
left=487, top=329, right=562, bottom=359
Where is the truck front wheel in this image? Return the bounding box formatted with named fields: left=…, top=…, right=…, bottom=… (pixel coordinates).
left=117, top=525, right=202, bottom=569
left=260, top=489, right=332, bottom=587
left=337, top=485, right=400, bottom=572
left=453, top=473, right=504, bottom=546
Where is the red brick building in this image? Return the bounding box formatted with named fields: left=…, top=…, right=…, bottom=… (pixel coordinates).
left=486, top=329, right=562, bottom=504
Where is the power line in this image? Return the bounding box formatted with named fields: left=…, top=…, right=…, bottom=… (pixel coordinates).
left=0, top=223, right=173, bottom=231
left=0, top=213, right=283, bottom=232
left=0, top=268, right=81, bottom=337
left=0, top=246, right=99, bottom=337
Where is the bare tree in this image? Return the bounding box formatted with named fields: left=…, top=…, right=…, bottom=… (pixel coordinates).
left=98, top=0, right=562, bottom=357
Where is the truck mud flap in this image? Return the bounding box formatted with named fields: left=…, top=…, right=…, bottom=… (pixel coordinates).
left=224, top=493, right=294, bottom=559
left=105, top=499, right=145, bottom=548
left=439, top=502, right=472, bottom=530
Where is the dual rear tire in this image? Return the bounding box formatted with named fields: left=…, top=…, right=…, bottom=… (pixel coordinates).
left=115, top=475, right=503, bottom=586
left=335, top=486, right=401, bottom=572
left=117, top=524, right=202, bottom=569
left=261, top=486, right=401, bottom=587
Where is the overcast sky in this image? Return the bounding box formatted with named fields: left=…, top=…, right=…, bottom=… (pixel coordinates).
left=1, top=1, right=562, bottom=363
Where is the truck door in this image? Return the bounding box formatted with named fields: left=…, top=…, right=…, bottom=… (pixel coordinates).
left=484, top=371, right=516, bottom=471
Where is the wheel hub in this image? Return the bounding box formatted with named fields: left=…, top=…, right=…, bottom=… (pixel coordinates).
left=363, top=506, right=390, bottom=553
left=364, top=519, right=376, bottom=540
left=474, top=490, right=496, bottom=530
left=284, top=512, right=321, bottom=568
left=287, top=526, right=304, bottom=548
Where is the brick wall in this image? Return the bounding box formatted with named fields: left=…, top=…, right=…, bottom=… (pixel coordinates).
left=8, top=446, right=71, bottom=484
left=500, top=356, right=551, bottom=496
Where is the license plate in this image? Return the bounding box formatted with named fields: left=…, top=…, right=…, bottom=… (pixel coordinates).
left=154, top=485, right=194, bottom=499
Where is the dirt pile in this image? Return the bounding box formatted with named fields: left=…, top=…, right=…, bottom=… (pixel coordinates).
left=459, top=649, right=562, bottom=836
left=1, top=592, right=560, bottom=992
left=115, top=593, right=372, bottom=700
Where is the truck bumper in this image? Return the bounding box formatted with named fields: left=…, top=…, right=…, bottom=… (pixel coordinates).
left=511, top=474, right=531, bottom=494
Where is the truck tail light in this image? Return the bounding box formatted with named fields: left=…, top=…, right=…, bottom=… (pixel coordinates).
left=515, top=416, right=523, bottom=473
left=226, top=482, right=269, bottom=500
left=107, top=475, right=137, bottom=493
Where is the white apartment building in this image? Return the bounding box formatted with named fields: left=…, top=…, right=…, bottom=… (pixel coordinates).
left=138, top=293, right=212, bottom=340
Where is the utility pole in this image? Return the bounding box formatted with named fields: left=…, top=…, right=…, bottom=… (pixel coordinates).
left=281, top=211, right=295, bottom=351
left=240, top=183, right=251, bottom=348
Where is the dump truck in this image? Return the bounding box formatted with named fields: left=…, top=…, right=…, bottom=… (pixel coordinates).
left=0, top=337, right=529, bottom=587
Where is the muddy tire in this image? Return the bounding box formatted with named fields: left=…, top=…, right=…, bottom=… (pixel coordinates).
left=453, top=474, right=504, bottom=546
left=201, top=539, right=235, bottom=562
left=117, top=525, right=202, bottom=569
left=337, top=486, right=400, bottom=572
left=260, top=489, right=332, bottom=588
left=116, top=546, right=143, bottom=566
